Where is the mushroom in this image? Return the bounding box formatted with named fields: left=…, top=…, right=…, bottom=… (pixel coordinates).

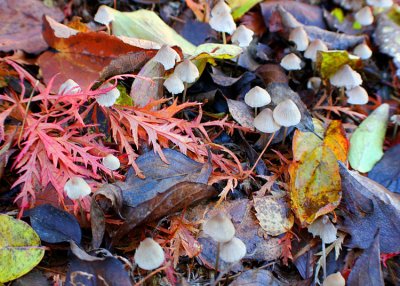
left=209, top=1, right=236, bottom=43
left=134, top=238, right=165, bottom=271
left=307, top=77, right=322, bottom=91
left=244, top=86, right=271, bottom=115
left=304, top=39, right=328, bottom=62
left=272, top=99, right=301, bottom=127
left=366, top=0, right=393, bottom=8
left=102, top=154, right=120, bottom=171
left=354, top=7, right=374, bottom=26
left=280, top=53, right=302, bottom=71
left=64, top=177, right=91, bottom=200
left=163, top=73, right=185, bottom=95
left=174, top=59, right=200, bottom=101
left=96, top=83, right=120, bottom=107
left=231, top=25, right=254, bottom=48
left=253, top=108, right=281, bottom=133
left=153, top=45, right=181, bottom=70
left=219, top=237, right=247, bottom=263
left=203, top=212, right=235, bottom=243
left=345, top=86, right=369, bottom=105
left=94, top=5, right=114, bottom=34
left=58, top=79, right=81, bottom=95
left=329, top=64, right=362, bottom=90
left=289, top=27, right=309, bottom=52
left=391, top=114, right=400, bottom=139
left=211, top=0, right=231, bottom=17
left=353, top=43, right=372, bottom=60
left=322, top=272, right=345, bottom=286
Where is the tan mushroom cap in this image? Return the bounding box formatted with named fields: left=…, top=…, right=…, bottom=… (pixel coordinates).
left=329, top=64, right=362, bottom=89
left=272, top=99, right=301, bottom=127
left=154, top=45, right=181, bottom=70
left=253, top=108, right=281, bottom=133
left=346, top=86, right=369, bottom=105
left=220, top=237, right=247, bottom=263
left=102, top=154, right=120, bottom=171
left=244, top=86, right=271, bottom=108
left=355, top=7, right=374, bottom=26
left=308, top=215, right=337, bottom=244
left=203, top=212, right=235, bottom=242
left=163, top=73, right=184, bottom=94
left=322, top=272, right=346, bottom=286
left=64, top=177, right=91, bottom=200
left=209, top=11, right=236, bottom=35
left=174, top=59, right=200, bottom=83
left=353, top=43, right=372, bottom=60
left=304, top=39, right=328, bottom=62
left=289, top=27, right=309, bottom=52
left=280, top=53, right=302, bottom=71
left=134, top=238, right=165, bottom=270
left=232, top=25, right=254, bottom=48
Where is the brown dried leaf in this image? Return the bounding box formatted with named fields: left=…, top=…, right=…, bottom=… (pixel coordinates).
left=226, top=99, right=255, bottom=129
left=256, top=64, right=288, bottom=85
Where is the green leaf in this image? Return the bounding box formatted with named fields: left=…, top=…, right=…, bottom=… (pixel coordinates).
left=0, top=215, right=45, bottom=283
left=316, top=50, right=363, bottom=79
left=115, top=85, right=133, bottom=106
left=192, top=43, right=243, bottom=60
left=349, top=104, right=389, bottom=173
left=353, top=21, right=362, bottom=30
left=331, top=8, right=344, bottom=23
left=227, top=0, right=262, bottom=20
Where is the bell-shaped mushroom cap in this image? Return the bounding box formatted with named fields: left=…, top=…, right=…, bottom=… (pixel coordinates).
left=58, top=79, right=81, bottom=95
left=102, top=154, right=120, bottom=171
left=209, top=11, right=237, bottom=35
left=96, top=83, right=120, bottom=107
left=307, top=77, right=322, bottom=91
left=253, top=108, right=281, bottom=133
left=346, top=86, right=369, bottom=105
left=134, top=238, right=165, bottom=270
left=355, top=7, right=374, bottom=26
left=366, top=0, right=393, bottom=8
left=211, top=0, right=231, bottom=17
left=220, top=237, right=247, bottom=263
left=280, top=53, right=302, bottom=71
left=329, top=64, right=362, bottom=89
left=273, top=99, right=301, bottom=127
left=64, top=177, right=91, bottom=200
left=244, top=86, right=271, bottom=108
left=94, top=5, right=114, bottom=25
left=322, top=272, right=345, bottom=286
left=174, top=59, right=200, bottom=83
left=308, top=215, right=337, bottom=244
left=163, top=73, right=184, bottom=95
left=304, top=39, right=328, bottom=62
left=353, top=43, right=372, bottom=60
left=203, top=212, right=235, bottom=243
left=154, top=45, right=181, bottom=70
left=391, top=114, right=400, bottom=124
left=289, top=27, right=309, bottom=52
left=231, top=25, right=254, bottom=48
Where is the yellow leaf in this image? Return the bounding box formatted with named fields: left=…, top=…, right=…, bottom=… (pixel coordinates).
left=316, top=50, right=363, bottom=79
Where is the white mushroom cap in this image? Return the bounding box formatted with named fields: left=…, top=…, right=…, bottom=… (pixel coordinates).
left=94, top=5, right=114, bottom=25
left=346, top=86, right=369, bottom=105
left=308, top=215, right=337, bottom=244
left=58, top=79, right=81, bottom=95
left=289, top=27, right=309, bottom=52
left=163, top=73, right=184, bottom=94
left=102, top=154, right=120, bottom=171
left=329, top=64, right=362, bottom=89
left=134, top=238, right=165, bottom=270
left=244, top=86, right=271, bottom=108
left=253, top=108, right=281, bottom=133
left=304, top=39, right=328, bottom=62
left=353, top=43, right=372, bottom=60
left=220, top=237, right=247, bottom=263
left=273, top=99, right=301, bottom=127
left=96, top=83, right=120, bottom=107
left=280, top=53, right=302, bottom=71
left=366, top=0, right=393, bottom=8
left=211, top=0, right=231, bottom=17
left=322, top=272, right=346, bottom=286
left=203, top=212, right=235, bottom=243
left=154, top=45, right=181, bottom=70
left=231, top=25, right=254, bottom=48
left=391, top=114, right=400, bottom=125
left=355, top=7, right=374, bottom=26
left=307, top=77, right=322, bottom=91
left=209, top=11, right=237, bottom=35
left=64, top=177, right=91, bottom=200
left=174, top=59, right=200, bottom=83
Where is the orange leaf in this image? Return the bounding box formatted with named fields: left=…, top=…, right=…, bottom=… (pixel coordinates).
left=322, top=120, right=349, bottom=162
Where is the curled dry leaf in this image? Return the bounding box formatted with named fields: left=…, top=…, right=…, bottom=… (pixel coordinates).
left=226, top=99, right=255, bottom=129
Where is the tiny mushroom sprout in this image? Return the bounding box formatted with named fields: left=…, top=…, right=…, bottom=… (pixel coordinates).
left=329, top=64, right=362, bottom=90
left=58, top=79, right=81, bottom=95
left=219, top=237, right=247, bottom=263
left=353, top=43, right=372, bottom=60
left=134, top=238, right=165, bottom=271
left=64, top=177, right=91, bottom=200
left=289, top=26, right=309, bottom=51
left=366, top=0, right=393, bottom=8
left=153, top=45, right=181, bottom=70
left=203, top=212, right=235, bottom=243
left=96, top=83, right=120, bottom=107
left=231, top=25, right=254, bottom=48
left=322, top=272, right=345, bottom=286
left=253, top=108, right=281, bottom=133
left=355, top=7, right=374, bottom=26
left=102, top=154, right=120, bottom=171
left=272, top=99, right=301, bottom=127
left=163, top=73, right=184, bottom=95
left=345, top=86, right=369, bottom=105
left=280, top=53, right=302, bottom=71
left=304, top=39, right=328, bottom=62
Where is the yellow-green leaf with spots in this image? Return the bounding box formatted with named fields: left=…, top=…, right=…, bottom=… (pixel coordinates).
left=0, top=215, right=45, bottom=283
left=316, top=50, right=363, bottom=79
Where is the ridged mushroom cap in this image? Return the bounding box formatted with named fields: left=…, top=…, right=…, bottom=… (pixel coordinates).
left=64, top=177, right=91, bottom=200
left=102, top=154, right=120, bottom=171
left=329, top=64, right=362, bottom=89
left=231, top=25, right=254, bottom=48
left=244, top=86, right=271, bottom=108
left=304, top=39, right=328, bottom=61
left=174, top=59, right=200, bottom=83
left=322, top=272, right=345, bottom=286
left=211, top=0, right=231, bottom=17
left=203, top=212, right=235, bottom=243
left=353, top=43, right=372, bottom=60
left=280, top=53, right=302, bottom=71
left=209, top=11, right=236, bottom=35
left=58, top=79, right=81, bottom=95
left=220, top=237, right=247, bottom=263
left=253, top=108, right=281, bottom=133
left=154, top=45, right=181, bottom=70
left=272, top=99, right=301, bottom=127
left=308, top=215, right=337, bottom=244
left=346, top=86, right=369, bottom=105
left=289, top=27, right=309, bottom=51
left=163, top=73, right=184, bottom=94
left=134, top=238, right=165, bottom=270
left=96, top=83, right=120, bottom=107
left=355, top=7, right=374, bottom=26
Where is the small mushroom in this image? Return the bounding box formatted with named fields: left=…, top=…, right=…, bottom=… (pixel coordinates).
left=329, top=64, right=362, bottom=90
left=174, top=59, right=199, bottom=84
left=209, top=11, right=236, bottom=36
left=134, top=238, right=165, bottom=271
left=102, top=154, right=120, bottom=171
left=153, top=45, right=181, bottom=70
left=289, top=27, right=309, bottom=52
left=163, top=73, right=185, bottom=95
left=355, top=6, right=374, bottom=26
left=280, top=53, right=302, bottom=71
left=366, top=0, right=393, bottom=8
left=253, top=108, right=281, bottom=133
left=353, top=43, right=372, bottom=60
left=96, top=83, right=120, bottom=107
left=231, top=25, right=254, bottom=48
left=203, top=212, right=235, bottom=243
left=64, top=177, right=91, bottom=200
left=58, top=79, right=81, bottom=95
left=345, top=86, right=369, bottom=105
left=322, top=272, right=345, bottom=286
left=220, top=237, right=247, bottom=263
left=244, top=86, right=271, bottom=108
left=272, top=99, right=301, bottom=127
left=211, top=0, right=231, bottom=17
left=304, top=39, right=328, bottom=62
left=307, top=77, right=322, bottom=91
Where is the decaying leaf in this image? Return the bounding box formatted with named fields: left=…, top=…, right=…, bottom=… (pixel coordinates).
left=229, top=269, right=282, bottom=286
left=256, top=64, right=288, bottom=85
left=316, top=50, right=363, bottom=79
left=226, top=99, right=255, bottom=129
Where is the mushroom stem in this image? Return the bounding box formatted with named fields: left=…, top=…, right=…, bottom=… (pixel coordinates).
left=111, top=171, right=115, bottom=183
left=182, top=82, right=188, bottom=103
left=77, top=199, right=86, bottom=225
left=215, top=242, right=221, bottom=271
left=322, top=241, right=327, bottom=281
left=281, top=127, right=288, bottom=146
left=339, top=87, right=345, bottom=104
left=393, top=123, right=398, bottom=140
left=254, top=107, right=258, bottom=117
left=222, top=32, right=227, bottom=45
